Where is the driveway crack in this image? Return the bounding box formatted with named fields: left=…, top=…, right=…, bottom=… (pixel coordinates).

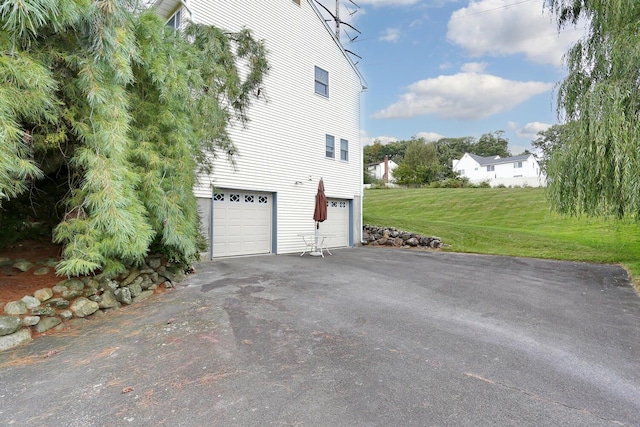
left=464, top=373, right=625, bottom=425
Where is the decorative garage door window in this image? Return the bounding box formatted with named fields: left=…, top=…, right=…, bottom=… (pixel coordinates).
left=214, top=192, right=270, bottom=205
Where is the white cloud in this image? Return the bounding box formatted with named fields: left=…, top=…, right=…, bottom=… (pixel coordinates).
left=361, top=131, right=399, bottom=146
left=460, top=62, right=487, bottom=73
left=372, top=73, right=553, bottom=120
left=446, top=0, right=582, bottom=67
left=511, top=121, right=552, bottom=140
left=439, top=61, right=453, bottom=70
left=379, top=27, right=401, bottom=42
left=416, top=131, right=445, bottom=141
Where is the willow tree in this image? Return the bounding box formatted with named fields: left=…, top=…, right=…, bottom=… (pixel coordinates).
left=546, top=0, right=640, bottom=218
left=0, top=0, right=268, bottom=277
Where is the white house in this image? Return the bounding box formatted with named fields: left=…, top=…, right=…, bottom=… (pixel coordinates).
left=367, top=156, right=398, bottom=183
left=152, top=0, right=366, bottom=258
left=452, top=153, right=546, bottom=187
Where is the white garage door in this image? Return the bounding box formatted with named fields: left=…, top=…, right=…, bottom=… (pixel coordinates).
left=319, top=198, right=350, bottom=248
left=212, top=190, right=272, bottom=257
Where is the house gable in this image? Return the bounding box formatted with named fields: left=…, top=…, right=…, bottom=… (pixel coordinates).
left=150, top=0, right=365, bottom=257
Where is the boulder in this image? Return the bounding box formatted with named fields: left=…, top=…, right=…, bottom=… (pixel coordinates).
left=0, top=316, right=23, bottom=336
left=46, top=298, right=70, bottom=309
left=30, top=306, right=56, bottom=316
left=70, top=297, right=99, bottom=318
left=98, top=290, right=119, bottom=309
left=0, top=329, right=32, bottom=351
left=114, top=288, right=132, bottom=305
left=33, top=267, right=50, bottom=276
left=62, top=289, right=83, bottom=300
left=52, top=285, right=68, bottom=294
left=127, top=281, right=142, bottom=298
left=35, top=317, right=61, bottom=333
left=22, top=316, right=40, bottom=326
left=21, top=295, right=41, bottom=309
left=4, top=301, right=27, bottom=315
left=59, top=310, right=73, bottom=321
left=34, top=288, right=54, bottom=302
left=147, top=257, right=162, bottom=269
left=12, top=260, right=33, bottom=272
left=406, top=237, right=419, bottom=247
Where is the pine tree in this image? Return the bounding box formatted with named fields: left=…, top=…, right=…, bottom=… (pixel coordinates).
left=0, top=0, right=268, bottom=277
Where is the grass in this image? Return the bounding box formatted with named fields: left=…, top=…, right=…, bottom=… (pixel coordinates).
left=364, top=187, right=640, bottom=282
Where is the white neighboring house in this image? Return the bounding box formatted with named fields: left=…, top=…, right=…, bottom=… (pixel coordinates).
left=452, top=153, right=546, bottom=187
left=367, top=156, right=398, bottom=183
left=152, top=0, right=366, bottom=258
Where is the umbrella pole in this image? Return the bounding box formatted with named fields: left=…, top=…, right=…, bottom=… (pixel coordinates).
left=311, top=222, right=322, bottom=256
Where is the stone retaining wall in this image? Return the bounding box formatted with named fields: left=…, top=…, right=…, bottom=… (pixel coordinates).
left=362, top=225, right=443, bottom=249
left=0, top=256, right=186, bottom=352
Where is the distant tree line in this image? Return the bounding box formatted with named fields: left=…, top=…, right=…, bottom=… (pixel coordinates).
left=364, top=131, right=531, bottom=186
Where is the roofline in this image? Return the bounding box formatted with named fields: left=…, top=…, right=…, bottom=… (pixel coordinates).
left=150, top=0, right=367, bottom=90
left=307, top=0, right=368, bottom=90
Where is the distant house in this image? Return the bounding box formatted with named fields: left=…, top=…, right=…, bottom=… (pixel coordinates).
left=452, top=153, right=545, bottom=187
left=367, top=156, right=398, bottom=183
left=152, top=0, right=366, bottom=258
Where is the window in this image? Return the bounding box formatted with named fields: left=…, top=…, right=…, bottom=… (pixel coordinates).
left=326, top=134, right=335, bottom=158
left=213, top=193, right=224, bottom=202
left=166, top=8, right=182, bottom=30
left=459, top=169, right=465, bottom=175
left=244, top=195, right=254, bottom=203
left=514, top=161, right=523, bottom=168
left=340, top=139, right=348, bottom=161
left=486, top=165, right=495, bottom=172
left=315, top=66, right=329, bottom=97
left=230, top=194, right=240, bottom=203
left=258, top=195, right=268, bottom=204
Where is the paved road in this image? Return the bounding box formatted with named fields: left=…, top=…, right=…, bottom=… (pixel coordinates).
left=1, top=248, right=640, bottom=426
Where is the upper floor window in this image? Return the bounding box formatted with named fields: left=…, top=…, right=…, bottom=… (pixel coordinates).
left=315, top=66, right=329, bottom=97
left=514, top=161, right=523, bottom=168
left=167, top=8, right=182, bottom=30
left=326, top=134, right=335, bottom=158
left=486, top=165, right=495, bottom=172
left=340, top=139, right=348, bottom=161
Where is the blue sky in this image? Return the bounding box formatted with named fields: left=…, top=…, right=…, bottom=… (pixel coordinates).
left=316, top=0, right=585, bottom=154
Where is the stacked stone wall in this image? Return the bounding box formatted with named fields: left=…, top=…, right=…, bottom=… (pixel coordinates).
left=0, top=256, right=186, bottom=352
left=362, top=225, right=443, bottom=249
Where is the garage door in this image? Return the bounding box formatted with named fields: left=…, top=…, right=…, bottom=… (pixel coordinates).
left=320, top=198, right=350, bottom=248
left=212, top=190, right=272, bottom=257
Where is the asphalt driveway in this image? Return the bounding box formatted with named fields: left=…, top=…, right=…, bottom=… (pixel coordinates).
left=1, top=248, right=640, bottom=426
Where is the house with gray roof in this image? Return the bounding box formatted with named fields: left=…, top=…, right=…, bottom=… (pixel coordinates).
left=452, top=153, right=545, bottom=187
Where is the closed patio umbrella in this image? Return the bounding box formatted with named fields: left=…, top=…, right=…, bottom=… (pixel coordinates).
left=312, top=178, right=327, bottom=255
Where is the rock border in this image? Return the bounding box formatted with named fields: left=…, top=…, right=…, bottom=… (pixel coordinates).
left=0, top=255, right=186, bottom=352
left=362, top=225, right=443, bottom=249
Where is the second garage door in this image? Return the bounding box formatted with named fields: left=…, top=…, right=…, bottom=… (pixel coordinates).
left=320, top=198, right=350, bottom=248
left=212, top=190, right=272, bottom=258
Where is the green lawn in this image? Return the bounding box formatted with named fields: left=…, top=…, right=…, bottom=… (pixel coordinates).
left=364, top=187, right=640, bottom=281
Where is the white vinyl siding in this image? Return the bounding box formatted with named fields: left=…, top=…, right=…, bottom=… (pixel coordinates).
left=184, top=0, right=363, bottom=255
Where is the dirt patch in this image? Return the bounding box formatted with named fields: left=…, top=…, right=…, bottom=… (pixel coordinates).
left=0, top=239, right=62, bottom=305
